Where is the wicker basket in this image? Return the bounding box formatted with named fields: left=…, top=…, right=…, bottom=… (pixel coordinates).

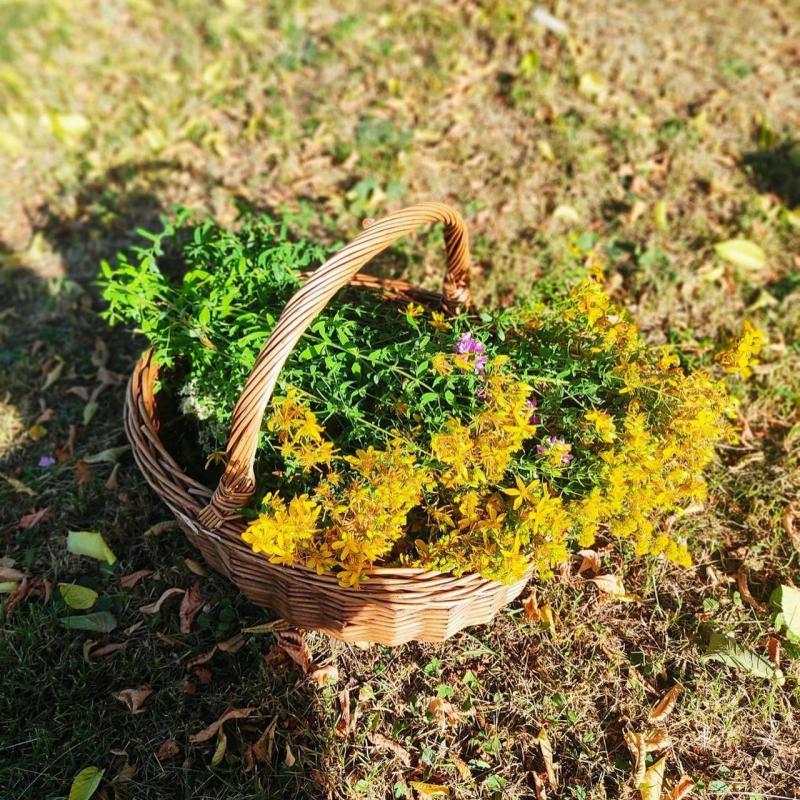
left=124, top=202, right=530, bottom=646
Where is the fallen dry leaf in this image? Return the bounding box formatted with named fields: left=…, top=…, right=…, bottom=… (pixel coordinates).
left=144, top=520, right=179, bottom=538
left=368, top=732, right=411, bottom=766
left=427, top=697, right=459, bottom=727
left=639, top=756, right=665, bottom=800
left=783, top=505, right=799, bottom=552
left=625, top=731, right=647, bottom=787
left=410, top=782, right=450, bottom=798
left=534, top=728, right=558, bottom=788
left=450, top=753, right=471, bottom=781
left=156, top=632, right=185, bottom=648
left=532, top=771, right=548, bottom=800
left=522, top=592, right=556, bottom=632
left=275, top=630, right=312, bottom=672
left=667, top=774, right=694, bottom=800
left=648, top=684, right=682, bottom=724
left=309, top=664, right=339, bottom=687
left=140, top=587, right=184, bottom=614
left=3, top=576, right=51, bottom=615
left=211, top=728, right=227, bottom=768
left=768, top=636, right=781, bottom=669
left=19, top=507, right=49, bottom=529
left=577, top=549, right=601, bottom=574
left=335, top=688, right=352, bottom=737
left=0, top=565, right=24, bottom=582
left=194, top=666, right=212, bottom=685
left=218, top=633, right=245, bottom=654
left=253, top=716, right=278, bottom=764
left=735, top=568, right=768, bottom=613
left=157, top=739, right=180, bottom=760
left=284, top=743, right=296, bottom=767
left=104, top=463, right=120, bottom=491
left=179, top=582, right=205, bottom=633
left=74, top=460, right=92, bottom=485
left=1, top=472, right=36, bottom=496
left=184, top=558, right=207, bottom=577
left=120, top=569, right=152, bottom=589
left=113, top=687, right=153, bottom=715
left=589, top=574, right=643, bottom=603
left=186, top=646, right=217, bottom=668
left=643, top=728, right=672, bottom=752
left=189, top=707, right=256, bottom=744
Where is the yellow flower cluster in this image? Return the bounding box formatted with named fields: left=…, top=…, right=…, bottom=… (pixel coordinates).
left=267, top=388, right=335, bottom=470
left=430, top=362, right=536, bottom=487
left=717, top=320, right=765, bottom=378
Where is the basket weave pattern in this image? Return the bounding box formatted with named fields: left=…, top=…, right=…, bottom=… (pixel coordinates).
left=125, top=203, right=530, bottom=645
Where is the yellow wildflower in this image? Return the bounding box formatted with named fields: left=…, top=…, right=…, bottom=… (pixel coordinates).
left=717, top=320, right=765, bottom=378
left=585, top=409, right=617, bottom=443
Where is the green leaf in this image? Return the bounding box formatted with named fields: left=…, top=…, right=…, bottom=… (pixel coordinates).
left=0, top=580, right=19, bottom=594
left=67, top=531, right=117, bottom=564
left=770, top=584, right=800, bottom=640
left=713, top=239, right=766, bottom=271
left=68, top=766, right=104, bottom=800
left=60, top=612, right=118, bottom=633
left=58, top=583, right=99, bottom=610
left=702, top=631, right=784, bottom=683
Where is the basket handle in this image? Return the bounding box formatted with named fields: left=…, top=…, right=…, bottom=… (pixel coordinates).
left=198, top=201, right=471, bottom=528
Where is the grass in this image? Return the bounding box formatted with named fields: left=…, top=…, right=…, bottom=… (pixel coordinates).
left=1, top=0, right=799, bottom=797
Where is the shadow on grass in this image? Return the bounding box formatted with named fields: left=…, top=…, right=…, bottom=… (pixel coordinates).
left=0, top=164, right=342, bottom=799
left=741, top=138, right=800, bottom=208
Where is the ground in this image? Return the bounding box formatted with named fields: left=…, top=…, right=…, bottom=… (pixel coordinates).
left=1, top=1, right=799, bottom=798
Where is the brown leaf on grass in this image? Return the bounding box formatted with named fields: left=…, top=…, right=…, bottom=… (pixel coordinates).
left=120, top=569, right=152, bottom=589
left=450, top=753, right=471, bottom=781
left=410, top=782, right=450, bottom=798
left=186, top=646, right=217, bottom=668
left=532, top=771, right=548, bottom=800
left=427, top=697, right=459, bottom=727
left=1, top=473, right=36, bottom=496
left=144, top=520, right=179, bottom=538
left=180, top=582, right=204, bottom=633
left=140, top=587, right=184, bottom=614
left=783, top=505, right=799, bottom=552
left=648, top=684, right=682, bottom=724
left=157, top=739, right=180, bottom=760
left=577, top=549, right=601, bottom=574
left=56, top=425, right=77, bottom=462
left=368, top=732, right=412, bottom=766
left=0, top=565, right=24, bottom=581
left=667, top=774, right=695, bottom=800
left=113, top=687, right=153, bottom=714
left=643, top=728, right=672, bottom=752
left=104, top=463, right=121, bottom=491
left=19, top=507, right=49, bottom=529
left=3, top=576, right=51, bottom=615
left=74, top=460, right=92, bottom=485
left=184, top=558, right=207, bottom=576
left=626, top=731, right=647, bottom=787
left=522, top=591, right=556, bottom=632
left=275, top=630, right=311, bottom=672
left=218, top=633, right=245, bottom=653
left=189, top=707, right=256, bottom=744
left=253, top=716, right=278, bottom=764
left=194, top=667, right=212, bottom=685
left=589, top=574, right=643, bottom=603
left=735, top=568, right=768, bottom=613
left=308, top=664, right=339, bottom=687
left=42, top=359, right=64, bottom=390
left=335, top=689, right=351, bottom=737
left=66, top=385, right=91, bottom=402
left=534, top=728, right=558, bottom=788
left=84, top=641, right=125, bottom=663
left=284, top=743, right=296, bottom=767
left=768, top=636, right=781, bottom=668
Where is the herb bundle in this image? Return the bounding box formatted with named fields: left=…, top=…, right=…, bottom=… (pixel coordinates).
left=101, top=212, right=762, bottom=588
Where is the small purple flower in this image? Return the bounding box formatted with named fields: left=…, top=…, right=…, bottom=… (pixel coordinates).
left=454, top=332, right=487, bottom=373
left=38, top=455, right=56, bottom=468
left=526, top=397, right=540, bottom=425
left=476, top=385, right=488, bottom=401
left=536, top=436, right=573, bottom=464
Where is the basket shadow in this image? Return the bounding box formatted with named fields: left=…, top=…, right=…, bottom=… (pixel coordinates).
left=741, top=138, right=800, bottom=208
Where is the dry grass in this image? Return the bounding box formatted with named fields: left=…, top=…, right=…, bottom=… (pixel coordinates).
left=1, top=1, right=799, bottom=798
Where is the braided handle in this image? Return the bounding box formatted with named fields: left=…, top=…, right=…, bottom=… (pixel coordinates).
left=198, top=201, right=471, bottom=528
